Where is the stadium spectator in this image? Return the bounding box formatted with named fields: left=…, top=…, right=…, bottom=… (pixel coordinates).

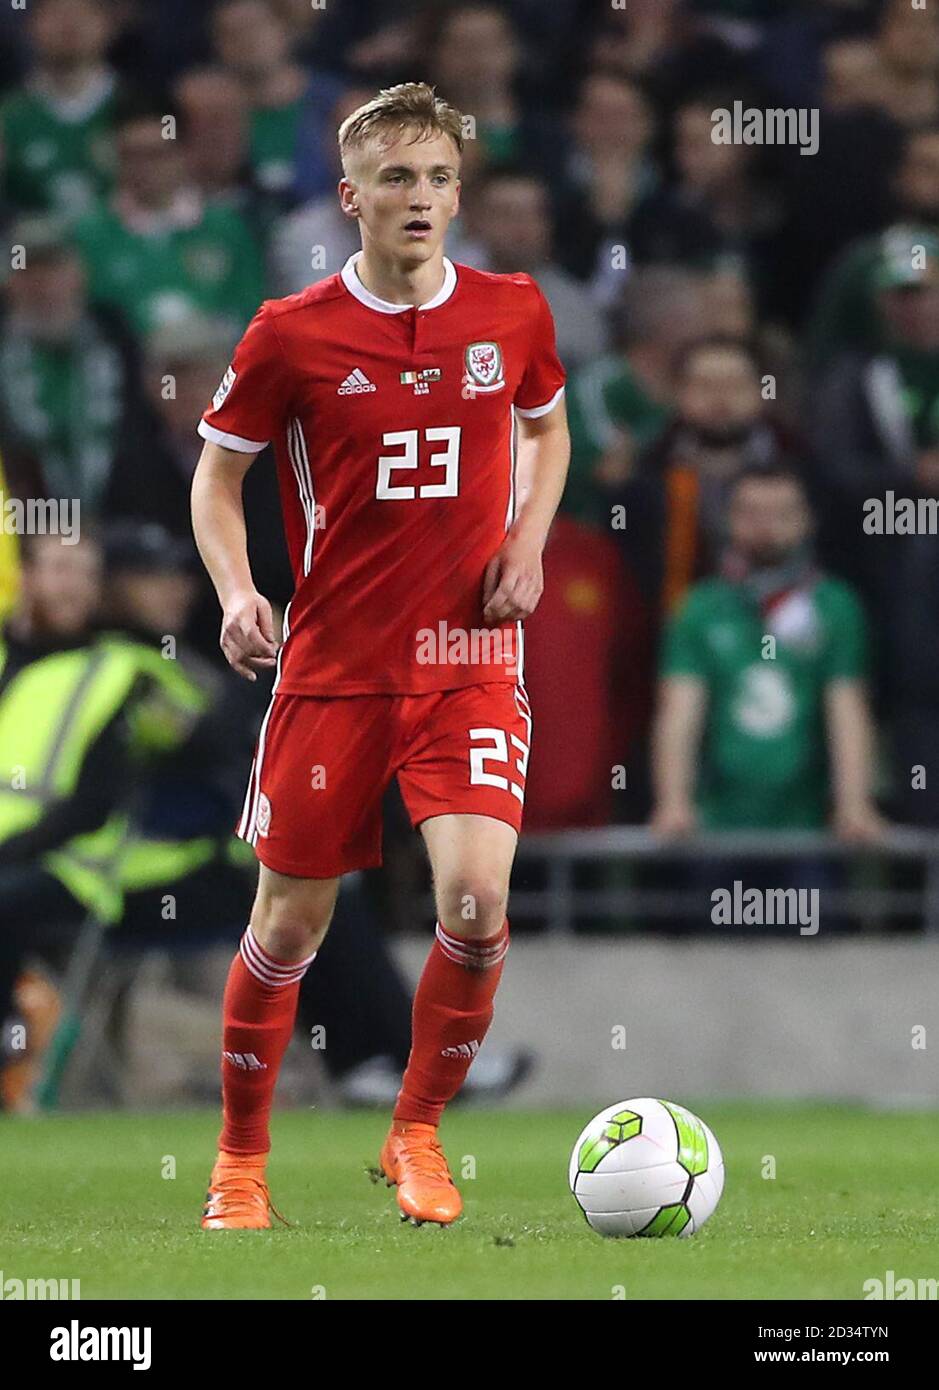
left=173, top=68, right=276, bottom=245
left=821, top=37, right=886, bottom=115
left=564, top=267, right=709, bottom=526
left=104, top=0, right=212, bottom=98
left=811, top=231, right=939, bottom=597
left=0, top=214, right=143, bottom=515
left=461, top=170, right=608, bottom=369
left=583, top=0, right=753, bottom=108
left=424, top=4, right=558, bottom=176
left=0, top=0, right=118, bottom=222
left=0, top=533, right=128, bottom=1108
left=304, top=0, right=421, bottom=84
left=312, top=0, right=581, bottom=92
left=98, top=522, right=263, bottom=937
left=116, top=314, right=235, bottom=539
left=703, top=264, right=800, bottom=424
left=808, top=125, right=939, bottom=365
left=650, top=465, right=884, bottom=843
left=269, top=0, right=329, bottom=59
left=70, top=103, right=263, bottom=337
left=627, top=90, right=785, bottom=309
left=612, top=336, right=798, bottom=616
left=879, top=443, right=939, bottom=828
left=211, top=0, right=346, bottom=206
left=551, top=73, right=658, bottom=291
left=874, top=0, right=939, bottom=128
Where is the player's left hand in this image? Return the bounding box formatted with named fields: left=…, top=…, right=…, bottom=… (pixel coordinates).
left=482, top=537, right=544, bottom=624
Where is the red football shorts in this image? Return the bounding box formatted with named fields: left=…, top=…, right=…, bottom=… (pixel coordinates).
left=236, top=681, right=533, bottom=877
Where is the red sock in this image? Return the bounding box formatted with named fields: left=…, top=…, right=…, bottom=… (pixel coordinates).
left=218, top=925, right=316, bottom=1156
left=394, top=919, right=509, bottom=1127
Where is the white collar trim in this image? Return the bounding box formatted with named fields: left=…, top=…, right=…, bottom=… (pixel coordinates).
left=340, top=251, right=457, bottom=313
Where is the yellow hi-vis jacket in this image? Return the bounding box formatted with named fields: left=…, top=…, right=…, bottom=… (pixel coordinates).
left=0, top=636, right=144, bottom=921
left=0, top=452, right=20, bottom=622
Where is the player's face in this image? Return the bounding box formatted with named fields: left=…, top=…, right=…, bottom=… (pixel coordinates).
left=341, top=129, right=461, bottom=268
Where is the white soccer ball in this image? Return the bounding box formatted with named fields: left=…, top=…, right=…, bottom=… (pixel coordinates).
left=569, top=1097, right=724, bottom=1237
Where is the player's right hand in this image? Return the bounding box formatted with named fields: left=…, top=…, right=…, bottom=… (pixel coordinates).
left=220, top=589, right=279, bottom=681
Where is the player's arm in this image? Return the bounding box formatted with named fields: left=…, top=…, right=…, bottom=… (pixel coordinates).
left=649, top=676, right=707, bottom=838
left=482, top=396, right=570, bottom=624
left=191, top=440, right=278, bottom=681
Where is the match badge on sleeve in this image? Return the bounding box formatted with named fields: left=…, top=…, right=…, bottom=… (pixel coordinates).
left=463, top=341, right=505, bottom=393
left=213, top=365, right=237, bottom=411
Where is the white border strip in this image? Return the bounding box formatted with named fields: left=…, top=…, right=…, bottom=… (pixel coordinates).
left=198, top=419, right=269, bottom=453
left=514, top=384, right=565, bottom=420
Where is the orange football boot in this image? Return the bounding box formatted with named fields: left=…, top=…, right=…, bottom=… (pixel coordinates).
left=379, top=1120, right=462, bottom=1225
left=201, top=1152, right=284, bottom=1230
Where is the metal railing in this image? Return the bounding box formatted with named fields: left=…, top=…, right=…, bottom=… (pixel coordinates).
left=505, top=826, right=939, bottom=934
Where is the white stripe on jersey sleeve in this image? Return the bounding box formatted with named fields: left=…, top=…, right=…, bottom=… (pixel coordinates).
left=198, top=419, right=270, bottom=452
left=514, top=385, right=566, bottom=420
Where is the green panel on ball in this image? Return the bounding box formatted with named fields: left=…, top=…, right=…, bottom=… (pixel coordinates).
left=578, top=1134, right=615, bottom=1172
left=641, top=1203, right=691, bottom=1236
left=608, top=1109, right=642, bottom=1141
left=578, top=1109, right=642, bottom=1171
left=663, top=1101, right=709, bottom=1176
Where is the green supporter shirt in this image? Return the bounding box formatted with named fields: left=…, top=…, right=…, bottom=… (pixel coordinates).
left=893, top=346, right=939, bottom=447
left=72, top=201, right=264, bottom=337
left=0, top=78, right=116, bottom=220
left=807, top=237, right=885, bottom=367
left=661, top=576, right=869, bottom=829
left=564, top=355, right=672, bottom=525
left=0, top=315, right=130, bottom=508
left=250, top=101, right=302, bottom=196
left=807, top=228, right=939, bottom=369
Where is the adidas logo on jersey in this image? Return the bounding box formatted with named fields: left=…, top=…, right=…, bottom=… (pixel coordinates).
left=440, top=1040, right=480, bottom=1059
left=223, top=1050, right=267, bottom=1070
left=337, top=368, right=377, bottom=395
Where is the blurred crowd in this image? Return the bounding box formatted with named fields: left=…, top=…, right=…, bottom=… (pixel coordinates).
left=1, top=0, right=939, bottom=1024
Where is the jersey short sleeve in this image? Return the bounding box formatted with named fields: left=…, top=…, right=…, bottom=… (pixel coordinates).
left=818, top=581, right=869, bottom=682
left=198, top=303, right=293, bottom=453
left=660, top=589, right=712, bottom=680
left=514, top=280, right=566, bottom=419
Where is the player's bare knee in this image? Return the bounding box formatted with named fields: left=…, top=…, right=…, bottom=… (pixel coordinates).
left=438, top=877, right=508, bottom=938
left=250, top=879, right=336, bottom=960
left=249, top=903, right=328, bottom=960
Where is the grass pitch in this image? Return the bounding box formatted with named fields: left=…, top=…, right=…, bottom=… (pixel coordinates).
left=1, top=1104, right=937, bottom=1300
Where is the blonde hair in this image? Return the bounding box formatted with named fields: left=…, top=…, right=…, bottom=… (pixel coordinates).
left=338, top=82, right=464, bottom=174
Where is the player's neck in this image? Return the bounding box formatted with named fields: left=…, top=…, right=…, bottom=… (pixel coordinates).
left=354, top=247, right=447, bottom=309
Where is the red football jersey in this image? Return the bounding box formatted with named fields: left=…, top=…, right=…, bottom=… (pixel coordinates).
left=198, top=253, right=566, bottom=694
